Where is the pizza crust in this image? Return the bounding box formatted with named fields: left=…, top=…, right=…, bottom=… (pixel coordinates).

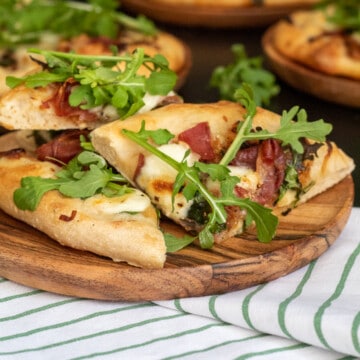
left=271, top=9, right=360, bottom=80
left=0, top=34, right=60, bottom=96
left=296, top=141, right=356, bottom=205
left=0, top=133, right=166, bottom=269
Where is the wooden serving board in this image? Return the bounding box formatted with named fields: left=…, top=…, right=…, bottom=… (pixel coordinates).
left=0, top=176, right=354, bottom=302
left=262, top=26, right=360, bottom=108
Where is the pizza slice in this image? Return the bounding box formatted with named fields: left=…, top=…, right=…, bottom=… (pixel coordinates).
left=0, top=130, right=166, bottom=268
left=0, top=48, right=181, bottom=130
left=0, top=1, right=191, bottom=96
left=269, top=3, right=360, bottom=80
left=90, top=97, right=355, bottom=247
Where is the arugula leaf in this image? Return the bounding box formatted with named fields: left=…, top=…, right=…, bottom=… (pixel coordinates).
left=220, top=84, right=333, bottom=165
left=7, top=48, right=177, bottom=119
left=210, top=44, right=280, bottom=107
left=7, top=71, right=69, bottom=89
left=0, top=0, right=156, bottom=47
left=14, top=176, right=68, bottom=211
left=135, top=121, right=175, bottom=145
left=14, top=149, right=131, bottom=211
left=165, top=233, right=195, bottom=253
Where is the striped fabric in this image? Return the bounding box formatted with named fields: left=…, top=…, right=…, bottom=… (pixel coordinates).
left=1, top=208, right=359, bottom=359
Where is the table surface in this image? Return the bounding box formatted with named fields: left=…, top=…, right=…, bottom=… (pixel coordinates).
left=160, top=23, right=360, bottom=207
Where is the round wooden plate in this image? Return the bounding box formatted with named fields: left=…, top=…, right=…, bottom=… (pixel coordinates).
left=0, top=176, right=354, bottom=301
left=262, top=26, right=360, bottom=108
left=121, top=0, right=316, bottom=28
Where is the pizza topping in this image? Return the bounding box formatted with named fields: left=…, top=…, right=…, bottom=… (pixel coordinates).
left=122, top=84, right=333, bottom=250
left=220, top=85, right=332, bottom=166
left=156, top=94, right=184, bottom=107
left=41, top=79, right=99, bottom=123
left=7, top=48, right=177, bottom=120
left=230, top=144, right=258, bottom=170
left=134, top=153, right=145, bottom=182
left=83, top=190, right=151, bottom=218
left=254, top=139, right=286, bottom=205
left=229, top=139, right=287, bottom=205
left=138, top=92, right=182, bottom=115
left=178, top=122, right=215, bottom=161
left=36, top=129, right=90, bottom=164
left=317, top=0, right=360, bottom=35
left=14, top=141, right=132, bottom=211
left=59, top=210, right=77, bottom=222
left=302, top=140, right=323, bottom=161
left=0, top=148, right=26, bottom=159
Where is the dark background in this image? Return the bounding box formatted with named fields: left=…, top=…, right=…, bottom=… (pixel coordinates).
left=156, top=23, right=359, bottom=206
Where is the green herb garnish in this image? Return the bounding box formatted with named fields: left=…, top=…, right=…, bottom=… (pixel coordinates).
left=220, top=84, right=333, bottom=166
left=0, top=0, right=156, bottom=47
left=6, top=48, right=177, bottom=119
left=123, top=84, right=333, bottom=251
left=210, top=44, right=280, bottom=107
left=14, top=146, right=131, bottom=211
left=123, top=126, right=278, bottom=249
left=317, top=0, right=360, bottom=33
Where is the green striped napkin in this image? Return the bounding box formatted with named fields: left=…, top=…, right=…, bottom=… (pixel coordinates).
left=0, top=208, right=359, bottom=359
left=157, top=207, right=360, bottom=358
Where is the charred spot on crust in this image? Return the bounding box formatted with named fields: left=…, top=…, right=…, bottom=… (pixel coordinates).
left=283, top=15, right=293, bottom=25
left=0, top=49, right=16, bottom=68
left=345, top=35, right=360, bottom=60
left=152, top=179, right=174, bottom=193
left=302, top=139, right=324, bottom=161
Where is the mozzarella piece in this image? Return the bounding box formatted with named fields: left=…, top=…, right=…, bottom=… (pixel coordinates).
left=139, top=142, right=199, bottom=180
left=137, top=143, right=199, bottom=220
left=83, top=190, right=151, bottom=220
left=138, top=91, right=177, bottom=114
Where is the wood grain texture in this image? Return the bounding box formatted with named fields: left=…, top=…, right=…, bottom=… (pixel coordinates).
left=121, top=0, right=315, bottom=28
left=262, top=26, right=360, bottom=108
left=0, top=176, right=354, bottom=301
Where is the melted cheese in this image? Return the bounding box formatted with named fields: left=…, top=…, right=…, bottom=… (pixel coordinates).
left=139, top=143, right=199, bottom=180
left=137, top=143, right=199, bottom=220
left=83, top=190, right=150, bottom=220
left=228, top=165, right=260, bottom=192
left=138, top=91, right=177, bottom=114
